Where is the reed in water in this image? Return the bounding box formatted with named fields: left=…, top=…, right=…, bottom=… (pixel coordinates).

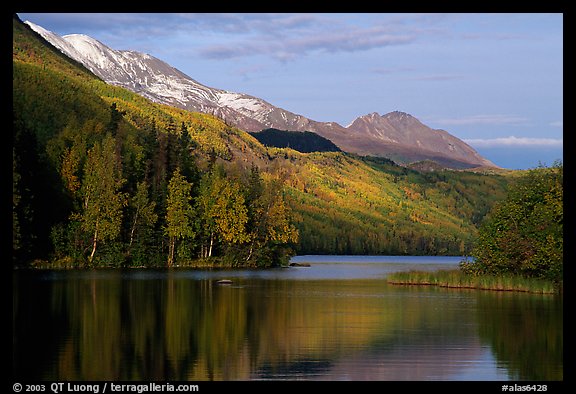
left=387, top=269, right=559, bottom=294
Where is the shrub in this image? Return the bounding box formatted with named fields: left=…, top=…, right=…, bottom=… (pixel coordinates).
left=468, top=162, right=562, bottom=282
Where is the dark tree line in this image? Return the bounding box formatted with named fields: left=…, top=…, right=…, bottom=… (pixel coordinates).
left=250, top=128, right=342, bottom=153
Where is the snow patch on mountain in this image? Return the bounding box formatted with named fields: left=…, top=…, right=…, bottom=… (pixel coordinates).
left=217, top=92, right=267, bottom=114
left=25, top=21, right=88, bottom=66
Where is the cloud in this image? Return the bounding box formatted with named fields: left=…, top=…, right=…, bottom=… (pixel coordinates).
left=464, top=136, right=563, bottom=148
left=20, top=13, right=179, bottom=36
left=431, top=114, right=531, bottom=126
left=199, top=24, right=416, bottom=61
left=20, top=13, right=435, bottom=63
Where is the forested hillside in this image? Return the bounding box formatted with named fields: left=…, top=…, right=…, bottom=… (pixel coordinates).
left=13, top=15, right=513, bottom=268
left=250, top=128, right=342, bottom=153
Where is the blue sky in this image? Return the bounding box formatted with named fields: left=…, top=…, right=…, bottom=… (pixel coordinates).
left=18, top=13, right=563, bottom=170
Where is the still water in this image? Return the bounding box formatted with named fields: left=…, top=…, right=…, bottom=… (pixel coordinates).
left=13, top=256, right=562, bottom=381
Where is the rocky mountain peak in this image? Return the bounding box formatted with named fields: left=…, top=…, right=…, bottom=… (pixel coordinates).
left=384, top=110, right=411, bottom=119
left=357, top=111, right=421, bottom=129
left=383, top=111, right=422, bottom=126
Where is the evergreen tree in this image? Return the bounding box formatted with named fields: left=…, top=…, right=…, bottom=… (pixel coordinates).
left=152, top=129, right=169, bottom=206
left=127, top=181, right=158, bottom=260
left=177, top=121, right=198, bottom=182
left=107, top=102, right=126, bottom=136
left=13, top=111, right=67, bottom=263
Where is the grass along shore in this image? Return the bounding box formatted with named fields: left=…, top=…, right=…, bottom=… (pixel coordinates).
left=386, top=269, right=560, bottom=294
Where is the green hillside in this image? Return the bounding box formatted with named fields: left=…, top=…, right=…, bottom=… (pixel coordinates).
left=12, top=15, right=514, bottom=268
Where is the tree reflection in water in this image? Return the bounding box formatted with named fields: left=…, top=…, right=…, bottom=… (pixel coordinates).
left=13, top=270, right=562, bottom=381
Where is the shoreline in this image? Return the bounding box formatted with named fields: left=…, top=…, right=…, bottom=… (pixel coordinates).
left=386, top=269, right=561, bottom=295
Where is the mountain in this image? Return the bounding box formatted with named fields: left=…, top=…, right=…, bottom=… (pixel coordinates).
left=343, top=111, right=496, bottom=168
left=25, top=20, right=497, bottom=169
left=23, top=20, right=302, bottom=133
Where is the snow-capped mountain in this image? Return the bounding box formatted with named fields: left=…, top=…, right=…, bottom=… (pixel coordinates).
left=25, top=20, right=310, bottom=133
left=25, top=20, right=497, bottom=169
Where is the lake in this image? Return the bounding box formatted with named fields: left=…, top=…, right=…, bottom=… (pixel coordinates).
left=12, top=255, right=563, bottom=381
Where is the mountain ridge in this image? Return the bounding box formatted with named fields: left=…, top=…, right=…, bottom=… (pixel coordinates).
left=25, top=20, right=497, bottom=170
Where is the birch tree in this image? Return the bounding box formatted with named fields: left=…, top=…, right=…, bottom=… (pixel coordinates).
left=197, top=165, right=249, bottom=259
left=78, top=134, right=127, bottom=265
left=165, top=168, right=194, bottom=267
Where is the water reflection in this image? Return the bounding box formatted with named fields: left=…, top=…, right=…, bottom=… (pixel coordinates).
left=13, top=268, right=562, bottom=381
left=476, top=291, right=563, bottom=380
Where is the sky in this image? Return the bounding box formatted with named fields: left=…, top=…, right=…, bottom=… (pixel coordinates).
left=17, top=13, right=563, bottom=170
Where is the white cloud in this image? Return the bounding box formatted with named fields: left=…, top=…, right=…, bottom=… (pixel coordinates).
left=464, top=136, right=563, bottom=148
